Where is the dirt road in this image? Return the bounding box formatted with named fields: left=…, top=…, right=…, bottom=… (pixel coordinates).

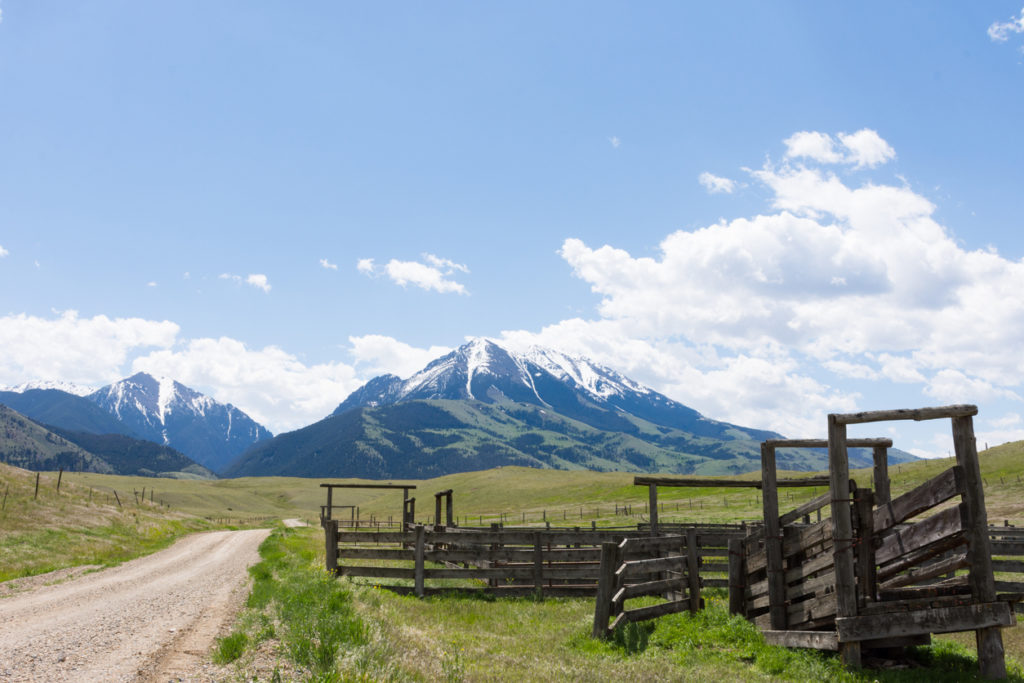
left=0, top=528, right=270, bottom=682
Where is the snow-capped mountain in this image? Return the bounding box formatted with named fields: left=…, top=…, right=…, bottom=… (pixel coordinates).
left=1, top=380, right=95, bottom=397
left=89, top=372, right=272, bottom=473
left=333, top=338, right=773, bottom=442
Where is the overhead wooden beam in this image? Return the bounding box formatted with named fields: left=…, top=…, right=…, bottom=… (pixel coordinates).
left=832, top=405, right=977, bottom=425
left=633, top=476, right=829, bottom=489
left=763, top=438, right=893, bottom=449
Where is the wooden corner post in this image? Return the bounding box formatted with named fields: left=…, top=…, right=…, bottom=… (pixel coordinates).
left=953, top=414, right=1006, bottom=680
left=760, top=441, right=786, bottom=630
left=828, top=414, right=861, bottom=669
left=325, top=519, right=339, bottom=574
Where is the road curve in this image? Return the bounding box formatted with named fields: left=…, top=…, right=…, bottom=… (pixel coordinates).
left=0, top=528, right=270, bottom=682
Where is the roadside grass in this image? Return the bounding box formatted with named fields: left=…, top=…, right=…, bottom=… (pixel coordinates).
left=219, top=528, right=1024, bottom=682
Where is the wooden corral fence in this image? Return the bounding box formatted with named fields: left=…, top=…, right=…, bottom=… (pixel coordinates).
left=728, top=406, right=1015, bottom=679
left=591, top=527, right=743, bottom=637
left=324, top=520, right=746, bottom=600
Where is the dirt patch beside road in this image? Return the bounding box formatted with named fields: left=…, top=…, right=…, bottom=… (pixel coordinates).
left=0, top=528, right=269, bottom=682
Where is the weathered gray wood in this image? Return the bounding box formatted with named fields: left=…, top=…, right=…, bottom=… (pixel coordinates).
left=687, top=527, right=701, bottom=613
left=832, top=405, right=977, bottom=425
left=614, top=577, right=687, bottom=603
left=620, top=599, right=692, bottom=624
left=786, top=567, right=836, bottom=603
left=593, top=542, right=617, bottom=639
left=533, top=532, right=544, bottom=594
left=786, top=591, right=838, bottom=625
left=633, top=475, right=830, bottom=489
left=414, top=524, right=425, bottom=597
left=877, top=582, right=971, bottom=602
left=872, top=466, right=963, bottom=533
left=990, top=559, right=1024, bottom=573
left=855, top=488, right=876, bottom=605
left=729, top=538, right=745, bottom=616
left=325, top=519, right=339, bottom=573
left=616, top=555, right=687, bottom=578
left=874, top=505, right=966, bottom=566
left=784, top=517, right=834, bottom=558
left=784, top=548, right=835, bottom=585
left=876, top=531, right=967, bottom=582
left=763, top=438, right=893, bottom=449
left=990, top=540, right=1024, bottom=555
left=338, top=565, right=415, bottom=579
left=879, top=552, right=969, bottom=590
left=762, top=630, right=838, bottom=651
left=873, top=445, right=891, bottom=506
left=779, top=491, right=831, bottom=527
left=649, top=484, right=659, bottom=535
left=952, top=415, right=1006, bottom=680
left=828, top=414, right=860, bottom=669
left=321, top=483, right=417, bottom=490
left=760, top=442, right=786, bottom=630
left=341, top=548, right=415, bottom=561
left=836, top=602, right=1013, bottom=642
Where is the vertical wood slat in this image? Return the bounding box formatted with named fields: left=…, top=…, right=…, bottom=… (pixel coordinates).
left=414, top=524, right=425, bottom=597
left=446, top=492, right=454, bottom=527
left=761, top=442, right=786, bottom=630
left=953, top=415, right=1006, bottom=680
left=728, top=538, right=745, bottom=616
left=649, top=484, right=659, bottom=535
left=435, top=495, right=443, bottom=530
left=828, top=414, right=861, bottom=669
left=325, top=519, right=339, bottom=574
left=854, top=488, right=876, bottom=605
left=686, top=527, right=701, bottom=612
left=872, top=446, right=890, bottom=506
left=533, top=532, right=544, bottom=594
left=593, top=542, right=618, bottom=639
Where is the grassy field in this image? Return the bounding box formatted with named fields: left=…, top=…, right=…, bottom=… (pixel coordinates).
left=6, top=441, right=1024, bottom=679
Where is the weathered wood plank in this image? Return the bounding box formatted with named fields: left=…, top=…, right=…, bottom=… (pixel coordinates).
left=875, top=505, right=966, bottom=566
left=779, top=491, right=831, bottom=527
left=831, top=405, right=977, bottom=425
left=763, top=630, right=838, bottom=651
left=836, top=602, right=1013, bottom=642
left=338, top=565, right=415, bottom=579
left=872, top=466, right=963, bottom=533
left=990, top=540, right=1024, bottom=555
left=991, top=559, right=1024, bottom=572
left=763, top=438, right=892, bottom=449
left=876, top=532, right=967, bottom=582
left=616, top=555, right=688, bottom=578
left=614, top=577, right=687, bottom=603
left=879, top=553, right=969, bottom=590
left=687, top=527, right=701, bottom=613
left=786, top=591, right=837, bottom=625
left=827, top=414, right=860, bottom=669
left=592, top=542, right=617, bottom=639
left=761, top=441, right=787, bottom=630
left=632, top=475, right=830, bottom=489
left=620, top=599, right=693, bottom=623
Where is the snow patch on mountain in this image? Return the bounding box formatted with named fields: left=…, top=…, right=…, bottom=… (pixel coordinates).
left=2, top=380, right=95, bottom=397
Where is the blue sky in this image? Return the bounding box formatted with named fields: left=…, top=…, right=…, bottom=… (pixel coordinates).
left=2, top=2, right=1024, bottom=458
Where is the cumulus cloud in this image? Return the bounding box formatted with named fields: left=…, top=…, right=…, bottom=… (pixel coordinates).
left=698, top=172, right=737, bottom=194
left=989, top=8, right=1024, bottom=42
left=0, top=245, right=8, bottom=257
left=530, top=129, right=1024, bottom=437
left=609, top=136, right=621, bottom=148
left=359, top=253, right=469, bottom=294
left=0, top=311, right=179, bottom=387
left=133, top=337, right=362, bottom=432
left=348, top=334, right=453, bottom=378
left=320, top=258, right=338, bottom=270
left=219, top=272, right=272, bottom=293
left=784, top=129, right=895, bottom=168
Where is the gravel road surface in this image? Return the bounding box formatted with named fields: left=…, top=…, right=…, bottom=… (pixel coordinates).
left=0, top=528, right=270, bottom=682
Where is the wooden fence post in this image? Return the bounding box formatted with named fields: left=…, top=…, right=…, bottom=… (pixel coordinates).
left=593, top=542, right=618, bottom=639
left=828, top=414, right=861, bottom=669
left=56, top=467, right=63, bottom=492
left=686, top=527, right=701, bottom=612
left=34, top=473, right=39, bottom=500
left=872, top=445, right=890, bottom=506
left=953, top=415, right=1006, bottom=679
left=761, top=442, right=786, bottom=630
left=533, top=531, right=544, bottom=595
left=649, top=484, right=659, bottom=535
left=414, top=524, right=426, bottom=598
left=325, top=519, right=339, bottom=574
left=728, top=537, right=745, bottom=616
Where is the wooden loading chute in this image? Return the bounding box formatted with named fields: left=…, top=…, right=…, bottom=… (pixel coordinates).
left=732, top=405, right=1013, bottom=679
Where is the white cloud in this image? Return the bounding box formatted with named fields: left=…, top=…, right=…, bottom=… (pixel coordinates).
left=0, top=245, right=8, bottom=257
left=320, top=258, right=338, bottom=270
left=348, top=334, right=453, bottom=378
left=989, top=8, right=1024, bottom=42
left=147, top=281, right=157, bottom=287
left=220, top=272, right=271, bottom=293
left=0, top=311, right=178, bottom=387
left=838, top=129, right=896, bottom=169
left=360, top=253, right=469, bottom=294
left=133, top=337, right=361, bottom=433
left=543, top=129, right=1024, bottom=436
left=784, top=131, right=843, bottom=164
left=698, top=172, right=736, bottom=194
left=783, top=129, right=894, bottom=169
left=609, top=136, right=621, bottom=148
